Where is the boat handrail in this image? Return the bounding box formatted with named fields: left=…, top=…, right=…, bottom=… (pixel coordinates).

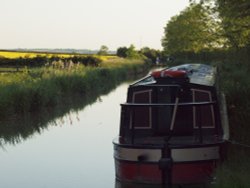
left=132, top=84, right=181, bottom=87
left=121, top=101, right=216, bottom=107
left=121, top=100, right=217, bottom=144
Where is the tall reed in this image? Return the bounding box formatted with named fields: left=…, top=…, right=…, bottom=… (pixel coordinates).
left=0, top=59, right=149, bottom=145
left=0, top=59, right=148, bottom=121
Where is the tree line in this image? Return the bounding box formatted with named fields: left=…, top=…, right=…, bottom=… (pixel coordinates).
left=116, top=45, right=161, bottom=64
left=161, top=0, right=250, bottom=63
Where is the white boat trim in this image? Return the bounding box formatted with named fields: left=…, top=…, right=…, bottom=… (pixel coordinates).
left=130, top=89, right=153, bottom=129
left=172, top=146, right=220, bottom=162
left=114, top=146, right=220, bottom=163
left=114, top=147, right=161, bottom=162
left=192, top=89, right=215, bottom=129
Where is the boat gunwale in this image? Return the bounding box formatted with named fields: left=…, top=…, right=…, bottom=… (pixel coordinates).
left=113, top=138, right=227, bottom=149
left=120, top=101, right=216, bottom=107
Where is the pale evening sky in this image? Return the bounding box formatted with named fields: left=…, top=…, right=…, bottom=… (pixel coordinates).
left=0, top=0, right=189, bottom=50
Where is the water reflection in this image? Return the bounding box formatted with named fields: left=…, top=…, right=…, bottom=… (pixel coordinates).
left=0, top=82, right=130, bottom=188
left=0, top=72, right=146, bottom=147
left=0, top=94, right=101, bottom=146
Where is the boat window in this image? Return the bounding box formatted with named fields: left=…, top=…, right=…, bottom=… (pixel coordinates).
left=130, top=90, right=152, bottom=129
left=133, top=76, right=155, bottom=86
left=154, top=86, right=194, bottom=136
left=192, top=89, right=215, bottom=128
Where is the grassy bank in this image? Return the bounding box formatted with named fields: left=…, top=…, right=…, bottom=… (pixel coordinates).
left=0, top=58, right=149, bottom=145
left=0, top=58, right=148, bottom=121
left=212, top=61, right=250, bottom=188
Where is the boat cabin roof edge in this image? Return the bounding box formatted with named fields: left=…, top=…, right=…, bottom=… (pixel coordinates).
left=131, top=64, right=217, bottom=88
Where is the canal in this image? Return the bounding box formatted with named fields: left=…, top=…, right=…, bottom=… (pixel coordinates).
left=0, top=82, right=130, bottom=188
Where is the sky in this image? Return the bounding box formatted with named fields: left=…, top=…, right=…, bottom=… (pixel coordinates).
left=0, top=0, right=190, bottom=51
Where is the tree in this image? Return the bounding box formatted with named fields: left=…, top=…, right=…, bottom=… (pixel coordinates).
left=126, top=44, right=140, bottom=59
left=193, top=0, right=250, bottom=48
left=213, top=0, right=250, bottom=48
left=139, top=47, right=160, bottom=63
left=116, top=47, right=128, bottom=58
left=162, top=3, right=223, bottom=55
left=116, top=45, right=141, bottom=59
left=97, top=45, right=109, bottom=55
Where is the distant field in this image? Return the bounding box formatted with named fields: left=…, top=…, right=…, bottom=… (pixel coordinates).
left=0, top=50, right=71, bottom=58
left=0, top=50, right=117, bottom=61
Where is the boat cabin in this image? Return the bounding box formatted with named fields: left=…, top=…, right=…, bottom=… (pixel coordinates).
left=118, top=64, right=225, bottom=146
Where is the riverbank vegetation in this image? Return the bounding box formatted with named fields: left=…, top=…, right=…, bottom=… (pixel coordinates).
left=162, top=0, right=250, bottom=187
left=0, top=56, right=148, bottom=120
left=0, top=55, right=150, bottom=145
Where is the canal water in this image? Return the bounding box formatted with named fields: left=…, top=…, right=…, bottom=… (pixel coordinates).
left=0, top=82, right=131, bottom=188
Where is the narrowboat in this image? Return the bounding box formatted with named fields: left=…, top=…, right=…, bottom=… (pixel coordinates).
left=113, top=64, right=229, bottom=186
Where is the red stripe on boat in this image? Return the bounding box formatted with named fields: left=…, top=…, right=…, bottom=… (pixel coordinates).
left=151, top=70, right=187, bottom=78
left=115, top=160, right=216, bottom=184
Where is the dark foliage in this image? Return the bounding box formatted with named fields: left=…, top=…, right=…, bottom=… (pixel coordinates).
left=0, top=55, right=102, bottom=68
left=116, top=47, right=128, bottom=58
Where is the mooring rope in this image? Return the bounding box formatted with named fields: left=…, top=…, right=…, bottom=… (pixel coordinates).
left=227, top=140, right=250, bottom=148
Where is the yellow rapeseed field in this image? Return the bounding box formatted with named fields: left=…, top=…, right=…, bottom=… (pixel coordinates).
left=0, top=51, right=70, bottom=58
left=0, top=50, right=117, bottom=61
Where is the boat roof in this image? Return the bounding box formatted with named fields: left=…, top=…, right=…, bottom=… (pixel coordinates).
left=167, top=64, right=216, bottom=86
left=132, top=64, right=217, bottom=87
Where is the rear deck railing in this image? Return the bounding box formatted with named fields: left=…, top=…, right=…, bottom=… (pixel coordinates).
left=120, top=101, right=217, bottom=144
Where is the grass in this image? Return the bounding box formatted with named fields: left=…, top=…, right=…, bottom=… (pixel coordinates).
left=0, top=58, right=148, bottom=120
left=211, top=61, right=250, bottom=188
left=0, top=58, right=146, bottom=119
left=0, top=57, right=150, bottom=145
